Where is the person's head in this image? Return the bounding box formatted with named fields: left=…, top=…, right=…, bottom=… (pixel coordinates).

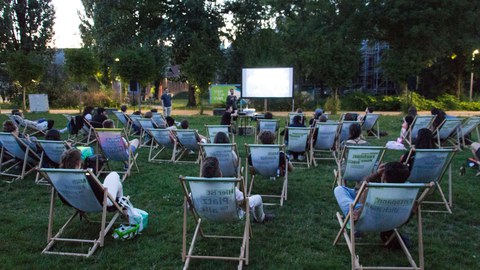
left=144, top=111, right=153, bottom=118
left=415, top=128, right=435, bottom=149
left=45, top=129, right=61, bottom=141
left=259, top=130, right=276, bottom=144
left=180, top=119, right=189, bottom=129
left=408, top=106, right=417, bottom=117
left=132, top=110, right=141, bottom=115
left=264, top=112, right=273, bottom=119
left=403, top=115, right=414, bottom=130
left=11, top=109, right=22, bottom=117
left=296, top=108, right=303, bottom=113
left=3, top=120, right=17, bottom=134
left=102, top=119, right=115, bottom=128
left=348, top=123, right=362, bottom=140
left=314, top=108, right=323, bottom=119
left=166, top=116, right=175, bottom=127
left=430, top=107, right=439, bottom=115
left=344, top=113, right=355, bottom=121
left=292, top=115, right=302, bottom=125
left=120, top=105, right=127, bottom=113
left=366, top=107, right=374, bottom=113
left=82, top=106, right=94, bottom=116
left=319, top=115, right=328, bottom=122
left=164, top=88, right=169, bottom=93
left=382, top=162, right=410, bottom=183
left=60, top=148, right=82, bottom=169
left=214, top=132, right=230, bottom=143
left=201, top=157, right=221, bottom=178
left=150, top=108, right=158, bottom=113
left=96, top=107, right=106, bottom=116
left=229, top=88, right=234, bottom=95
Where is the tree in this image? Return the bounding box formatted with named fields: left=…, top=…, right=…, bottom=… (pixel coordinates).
left=64, top=48, right=99, bottom=90
left=6, top=51, right=45, bottom=111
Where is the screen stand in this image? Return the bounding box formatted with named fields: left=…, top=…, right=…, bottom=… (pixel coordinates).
left=264, top=98, right=268, bottom=112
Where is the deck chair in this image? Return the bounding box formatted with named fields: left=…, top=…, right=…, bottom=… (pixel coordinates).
left=255, top=119, right=280, bottom=143
left=40, top=168, right=125, bottom=258
left=205, top=125, right=234, bottom=143
left=403, top=115, right=436, bottom=147
left=179, top=175, right=250, bottom=269
left=0, top=132, right=40, bottom=182
left=199, top=143, right=241, bottom=177
left=310, top=122, right=341, bottom=167
left=129, top=114, right=143, bottom=135
left=245, top=144, right=288, bottom=206
left=152, top=112, right=167, bottom=128
left=285, top=127, right=311, bottom=168
left=333, top=181, right=434, bottom=270
left=112, top=111, right=131, bottom=133
left=137, top=118, right=156, bottom=147
left=79, top=118, right=100, bottom=146
left=433, top=118, right=463, bottom=148
left=147, top=128, right=179, bottom=163
left=174, top=129, right=201, bottom=164
left=95, top=128, right=139, bottom=182
left=458, top=117, right=480, bottom=148
left=35, top=140, right=69, bottom=185
left=340, top=112, right=359, bottom=121
left=361, top=113, right=380, bottom=138
left=334, top=146, right=385, bottom=187
left=404, top=148, right=457, bottom=213
left=288, top=112, right=305, bottom=125
left=338, top=121, right=358, bottom=151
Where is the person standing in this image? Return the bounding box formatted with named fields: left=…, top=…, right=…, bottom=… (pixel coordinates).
left=161, top=88, right=172, bottom=117
left=226, top=88, right=237, bottom=113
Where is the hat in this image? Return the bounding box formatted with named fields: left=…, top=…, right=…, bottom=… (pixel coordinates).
left=314, top=108, right=323, bottom=117
left=471, top=142, right=480, bottom=152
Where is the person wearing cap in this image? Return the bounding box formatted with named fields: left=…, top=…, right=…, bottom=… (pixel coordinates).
left=309, top=108, right=324, bottom=127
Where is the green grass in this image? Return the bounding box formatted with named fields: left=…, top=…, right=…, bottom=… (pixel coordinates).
left=1, top=112, right=480, bottom=269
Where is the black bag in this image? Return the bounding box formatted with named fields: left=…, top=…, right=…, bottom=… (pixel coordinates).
left=84, top=154, right=107, bottom=175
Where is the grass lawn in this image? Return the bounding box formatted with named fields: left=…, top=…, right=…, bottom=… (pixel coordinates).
left=0, top=111, right=479, bottom=269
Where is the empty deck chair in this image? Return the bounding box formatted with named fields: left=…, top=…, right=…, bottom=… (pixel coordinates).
left=361, top=113, right=381, bottom=138
left=179, top=175, right=250, bottom=269
left=433, top=118, right=463, bottom=147
left=458, top=116, right=480, bottom=148
left=403, top=115, right=436, bottom=147
left=147, top=128, right=179, bottom=163
left=40, top=168, right=126, bottom=258
left=0, top=132, right=40, bottom=182
left=174, top=129, right=201, bottom=163
left=334, top=146, right=385, bottom=187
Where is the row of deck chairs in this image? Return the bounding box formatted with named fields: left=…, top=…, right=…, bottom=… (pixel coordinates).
left=332, top=144, right=457, bottom=269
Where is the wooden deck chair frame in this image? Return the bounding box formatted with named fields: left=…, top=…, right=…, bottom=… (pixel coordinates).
left=244, top=144, right=288, bottom=206
left=78, top=118, right=98, bottom=146
left=199, top=143, right=242, bottom=178
left=310, top=122, right=341, bottom=167
left=334, top=145, right=386, bottom=187
left=128, top=114, right=143, bottom=137
left=112, top=111, right=132, bottom=135
left=287, top=112, right=305, bottom=126
left=0, top=132, right=40, bottom=182
left=361, top=113, right=381, bottom=139
left=433, top=118, right=463, bottom=148
left=337, top=121, right=361, bottom=154
left=284, top=126, right=311, bottom=168
left=174, top=129, right=201, bottom=164
left=255, top=119, right=280, bottom=144
left=205, top=125, right=234, bottom=143
left=147, top=128, right=179, bottom=163
left=35, top=140, right=69, bottom=185
left=152, top=112, right=167, bottom=128
left=333, top=181, right=434, bottom=270
left=137, top=118, right=156, bottom=147
left=403, top=148, right=457, bottom=213
left=40, top=168, right=125, bottom=258
left=403, top=115, right=436, bottom=147
left=9, top=114, right=47, bottom=137
left=95, top=128, right=139, bottom=182
left=179, top=175, right=251, bottom=270
left=458, top=116, right=480, bottom=148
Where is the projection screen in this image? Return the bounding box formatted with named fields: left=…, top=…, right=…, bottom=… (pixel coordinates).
left=242, top=67, right=294, bottom=98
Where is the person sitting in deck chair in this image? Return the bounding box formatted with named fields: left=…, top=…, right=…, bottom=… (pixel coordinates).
left=341, top=123, right=368, bottom=148
left=11, top=109, right=54, bottom=131
left=334, top=161, right=412, bottom=247
left=102, top=119, right=140, bottom=154
left=248, top=131, right=294, bottom=176
left=180, top=119, right=207, bottom=143
left=202, top=156, right=274, bottom=223
left=3, top=120, right=39, bottom=153
left=285, top=115, right=307, bottom=161
left=60, top=148, right=123, bottom=206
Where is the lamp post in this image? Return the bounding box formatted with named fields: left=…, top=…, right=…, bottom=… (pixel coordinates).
left=469, top=49, right=479, bottom=101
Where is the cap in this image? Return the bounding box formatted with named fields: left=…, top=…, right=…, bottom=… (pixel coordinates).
left=314, top=108, right=323, bottom=116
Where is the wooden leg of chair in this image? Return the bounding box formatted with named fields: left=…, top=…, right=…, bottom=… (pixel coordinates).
left=182, top=197, right=187, bottom=262
left=47, top=187, right=56, bottom=241
left=418, top=204, right=424, bottom=270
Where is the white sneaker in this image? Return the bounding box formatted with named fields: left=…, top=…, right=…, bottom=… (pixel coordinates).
left=288, top=154, right=293, bottom=160
left=298, top=155, right=305, bottom=161
left=189, top=150, right=195, bottom=154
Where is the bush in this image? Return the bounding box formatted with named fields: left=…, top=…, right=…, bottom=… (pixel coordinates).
left=341, top=92, right=376, bottom=110
left=325, top=96, right=340, bottom=115
left=82, top=90, right=118, bottom=108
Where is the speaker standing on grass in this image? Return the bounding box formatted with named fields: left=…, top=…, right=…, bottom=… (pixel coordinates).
left=161, top=88, right=172, bottom=117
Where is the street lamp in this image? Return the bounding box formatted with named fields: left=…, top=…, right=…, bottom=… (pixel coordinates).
left=469, top=49, right=479, bottom=101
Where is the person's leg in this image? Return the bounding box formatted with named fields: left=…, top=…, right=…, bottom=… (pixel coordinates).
left=248, top=195, right=265, bottom=222
left=129, top=138, right=140, bottom=152
left=103, top=172, right=123, bottom=206
left=167, top=106, right=172, bottom=117
left=333, top=186, right=359, bottom=217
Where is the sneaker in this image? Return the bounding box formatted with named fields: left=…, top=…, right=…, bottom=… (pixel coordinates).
left=188, top=150, right=195, bottom=154
left=255, top=213, right=274, bottom=224
left=298, top=155, right=305, bottom=161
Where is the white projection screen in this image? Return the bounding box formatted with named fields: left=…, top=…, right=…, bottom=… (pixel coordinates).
left=242, top=67, right=294, bottom=98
